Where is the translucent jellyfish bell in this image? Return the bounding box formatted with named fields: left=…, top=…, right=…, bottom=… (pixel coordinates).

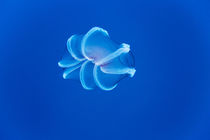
left=58, top=27, right=136, bottom=91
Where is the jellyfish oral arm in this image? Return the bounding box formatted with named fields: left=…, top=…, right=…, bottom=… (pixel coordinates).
left=100, top=66, right=136, bottom=77
left=95, top=43, right=130, bottom=66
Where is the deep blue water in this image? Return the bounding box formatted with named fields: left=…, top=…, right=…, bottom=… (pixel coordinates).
left=0, top=0, right=210, bottom=140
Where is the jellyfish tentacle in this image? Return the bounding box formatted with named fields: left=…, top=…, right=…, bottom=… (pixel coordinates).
left=95, top=43, right=130, bottom=66
left=100, top=53, right=136, bottom=77
left=100, top=49, right=136, bottom=77
left=100, top=66, right=136, bottom=77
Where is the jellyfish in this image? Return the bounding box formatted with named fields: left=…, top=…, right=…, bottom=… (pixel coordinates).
left=58, top=27, right=136, bottom=91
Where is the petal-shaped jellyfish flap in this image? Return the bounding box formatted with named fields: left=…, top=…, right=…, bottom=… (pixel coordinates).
left=58, top=53, right=81, bottom=68
left=81, top=27, right=119, bottom=63
left=100, top=51, right=136, bottom=77
left=67, top=35, right=85, bottom=61
left=93, top=65, right=127, bottom=91
left=119, top=51, right=135, bottom=68
left=80, top=60, right=96, bottom=90
left=63, top=63, right=82, bottom=80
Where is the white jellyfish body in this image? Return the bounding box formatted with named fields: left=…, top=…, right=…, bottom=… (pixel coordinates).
left=58, top=27, right=136, bottom=91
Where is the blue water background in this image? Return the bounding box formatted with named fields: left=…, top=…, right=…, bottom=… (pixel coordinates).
left=0, top=0, right=210, bottom=140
